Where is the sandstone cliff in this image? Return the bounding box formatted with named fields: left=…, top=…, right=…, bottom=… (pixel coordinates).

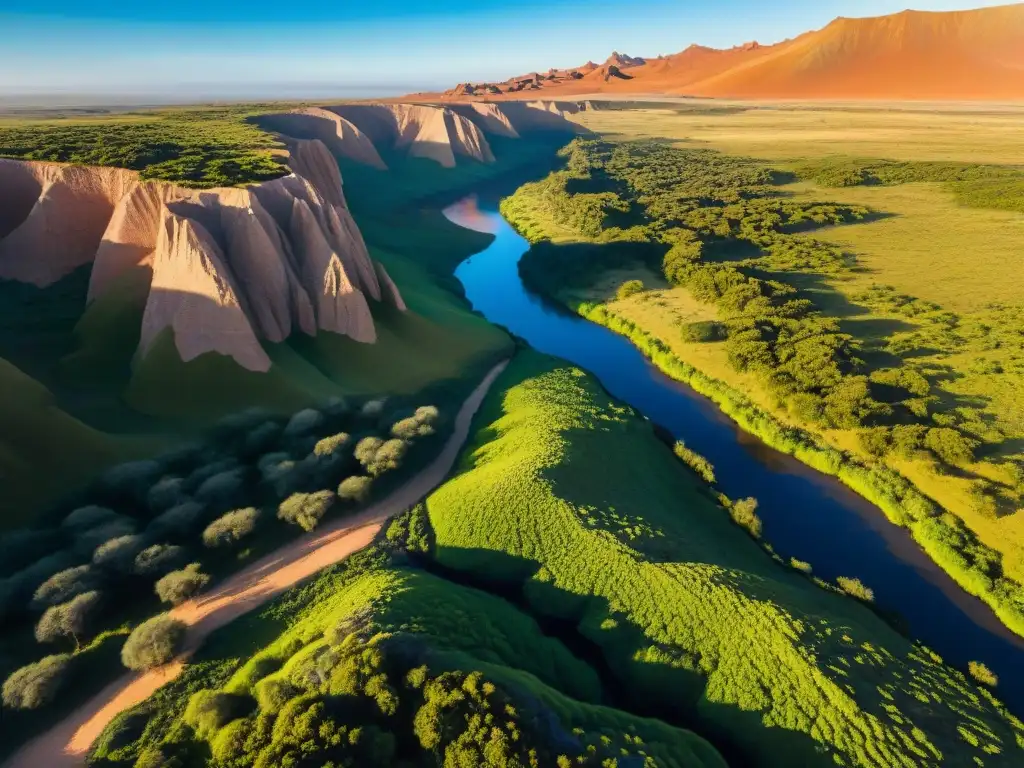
left=0, top=138, right=406, bottom=373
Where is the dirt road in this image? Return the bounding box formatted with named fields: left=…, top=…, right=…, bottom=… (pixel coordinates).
left=4, top=360, right=508, bottom=768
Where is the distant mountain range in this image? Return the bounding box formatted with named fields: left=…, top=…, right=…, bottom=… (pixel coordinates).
left=429, top=4, right=1024, bottom=101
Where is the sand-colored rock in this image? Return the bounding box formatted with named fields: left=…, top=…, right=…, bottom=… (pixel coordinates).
left=328, top=103, right=496, bottom=168
left=0, top=163, right=135, bottom=286
left=289, top=198, right=376, bottom=342
left=448, top=103, right=520, bottom=138
left=375, top=261, right=407, bottom=312
left=255, top=108, right=387, bottom=170
left=141, top=210, right=271, bottom=372
left=1, top=134, right=406, bottom=373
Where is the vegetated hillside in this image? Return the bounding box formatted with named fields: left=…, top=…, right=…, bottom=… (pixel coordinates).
left=87, top=537, right=726, bottom=767
left=432, top=4, right=1024, bottom=100
left=0, top=100, right=589, bottom=525
left=424, top=351, right=1024, bottom=767
left=501, top=137, right=1024, bottom=635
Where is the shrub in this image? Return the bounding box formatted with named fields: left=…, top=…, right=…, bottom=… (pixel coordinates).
left=35, top=591, right=103, bottom=648
left=203, top=508, right=261, bottom=548
left=149, top=501, right=206, bottom=538
left=355, top=437, right=408, bottom=477
left=837, top=576, right=875, bottom=602
left=672, top=440, right=716, bottom=484
left=680, top=320, right=727, bottom=343
left=147, top=476, right=186, bottom=513
left=2, top=654, right=72, bottom=709
left=924, top=427, right=977, bottom=466
left=102, top=460, right=163, bottom=498
left=75, top=519, right=138, bottom=557
left=278, top=491, right=335, bottom=532
left=360, top=399, right=386, bottom=419
left=31, top=565, right=98, bottom=611
left=790, top=558, right=813, bottom=573
left=121, top=614, right=186, bottom=670
left=968, top=660, right=998, bottom=687
left=0, top=529, right=60, bottom=578
left=858, top=427, right=891, bottom=458
left=391, top=406, right=440, bottom=440
left=134, top=544, right=187, bottom=576
left=62, top=505, right=119, bottom=531
left=313, top=432, right=351, bottom=458
left=283, top=408, right=323, bottom=437
left=245, top=422, right=282, bottom=456
left=92, top=535, right=147, bottom=572
left=155, top=564, right=210, bottom=606
left=195, top=469, right=246, bottom=506
left=134, top=747, right=173, bottom=768
left=729, top=497, right=762, bottom=539
left=254, top=677, right=298, bottom=713
left=323, top=396, right=350, bottom=418
left=615, top=279, right=644, bottom=300
left=183, top=689, right=241, bottom=738
left=186, top=458, right=239, bottom=492
left=338, top=476, right=373, bottom=504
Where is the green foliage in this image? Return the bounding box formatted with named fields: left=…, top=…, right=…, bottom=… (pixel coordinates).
left=390, top=405, right=440, bottom=440
left=313, top=432, right=351, bottom=458
left=672, top=440, right=716, bottom=484
left=34, top=591, right=103, bottom=648
left=680, top=320, right=727, bottom=343
left=424, top=352, right=1024, bottom=767
left=729, top=497, right=763, bottom=539
left=202, top=508, right=261, bottom=548
left=0, top=108, right=288, bottom=188
left=155, top=564, right=211, bottom=606
left=31, top=565, right=98, bottom=611
left=969, top=661, right=999, bottom=688
left=92, top=535, right=147, bottom=573
left=121, top=614, right=186, bottom=671
left=616, top=279, right=645, bottom=300
left=134, top=544, right=187, bottom=576
left=384, top=505, right=433, bottom=555
left=836, top=576, right=875, bottom=603
left=337, top=476, right=373, bottom=505
left=277, top=491, right=335, bottom=532
left=1, top=654, right=71, bottom=710
left=355, top=437, right=408, bottom=477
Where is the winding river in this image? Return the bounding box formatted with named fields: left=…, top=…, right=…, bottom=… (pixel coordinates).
left=445, top=191, right=1024, bottom=712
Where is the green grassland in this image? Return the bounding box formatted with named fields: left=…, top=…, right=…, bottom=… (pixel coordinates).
left=423, top=350, right=1024, bottom=767
left=88, top=539, right=725, bottom=768
left=500, top=119, right=1024, bottom=633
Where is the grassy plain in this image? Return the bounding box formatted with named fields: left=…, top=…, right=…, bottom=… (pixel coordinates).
left=541, top=105, right=1024, bottom=591
left=88, top=540, right=725, bottom=768
left=424, top=350, right=1024, bottom=767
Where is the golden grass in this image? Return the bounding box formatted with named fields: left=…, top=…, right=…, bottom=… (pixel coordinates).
left=575, top=106, right=1024, bottom=164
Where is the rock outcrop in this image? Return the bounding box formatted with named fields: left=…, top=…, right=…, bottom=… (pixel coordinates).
left=0, top=138, right=406, bottom=373
left=254, top=109, right=387, bottom=170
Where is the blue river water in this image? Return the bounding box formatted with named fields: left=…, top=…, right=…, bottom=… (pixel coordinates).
left=445, top=191, right=1024, bottom=711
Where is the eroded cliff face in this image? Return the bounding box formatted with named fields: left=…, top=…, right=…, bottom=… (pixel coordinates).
left=0, top=139, right=405, bottom=373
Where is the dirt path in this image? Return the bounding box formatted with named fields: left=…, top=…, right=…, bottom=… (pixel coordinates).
left=4, top=360, right=508, bottom=768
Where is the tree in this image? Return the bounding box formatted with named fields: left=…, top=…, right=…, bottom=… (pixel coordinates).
left=392, top=406, right=439, bottom=440
left=968, top=660, right=998, bottom=687
left=134, top=544, right=186, bottom=576
left=147, top=476, right=186, bottom=513
left=356, top=437, right=408, bottom=477
left=121, top=614, right=187, bottom=670
left=31, top=565, right=98, bottom=611
left=729, top=497, right=762, bottom=539
left=35, top=591, right=103, bottom=649
left=338, top=476, right=373, bottom=504
left=2, top=654, right=72, bottom=709
left=92, top=534, right=147, bottom=573
left=313, top=432, right=351, bottom=458
left=616, top=279, right=644, bottom=300
left=283, top=408, right=324, bottom=437
left=837, top=576, right=874, bottom=602
left=202, top=508, right=261, bottom=548
left=195, top=469, right=246, bottom=506
left=62, top=505, right=119, bottom=531
left=149, top=501, right=206, bottom=538
left=277, top=491, right=335, bottom=532
left=155, top=563, right=210, bottom=606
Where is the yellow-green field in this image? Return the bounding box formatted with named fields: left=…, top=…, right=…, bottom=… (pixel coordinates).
left=548, top=104, right=1024, bottom=584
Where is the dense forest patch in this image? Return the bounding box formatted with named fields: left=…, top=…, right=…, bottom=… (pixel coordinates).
left=0, top=108, right=288, bottom=188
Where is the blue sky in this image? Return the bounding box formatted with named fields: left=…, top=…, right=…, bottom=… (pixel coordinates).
left=0, top=1, right=1014, bottom=98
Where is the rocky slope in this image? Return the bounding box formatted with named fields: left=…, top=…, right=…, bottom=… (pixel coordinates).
left=0, top=140, right=400, bottom=373
left=0, top=100, right=584, bottom=377
left=431, top=4, right=1024, bottom=101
